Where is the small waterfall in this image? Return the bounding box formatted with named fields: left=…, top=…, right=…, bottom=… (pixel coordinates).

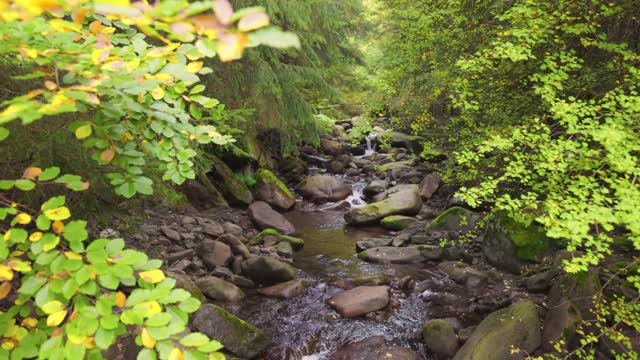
left=345, top=181, right=367, bottom=208
left=365, top=133, right=377, bottom=156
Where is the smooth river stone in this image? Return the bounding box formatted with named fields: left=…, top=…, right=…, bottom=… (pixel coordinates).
left=326, top=286, right=390, bottom=318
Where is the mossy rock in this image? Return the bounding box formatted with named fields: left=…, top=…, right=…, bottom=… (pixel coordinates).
left=380, top=215, right=418, bottom=231
left=214, top=143, right=257, bottom=170
left=249, top=228, right=304, bottom=250
left=167, top=271, right=206, bottom=303
left=254, top=169, right=296, bottom=210
left=453, top=300, right=541, bottom=360
left=209, top=156, right=254, bottom=206
left=482, top=211, right=555, bottom=274
left=429, top=206, right=482, bottom=232
left=192, top=304, right=271, bottom=359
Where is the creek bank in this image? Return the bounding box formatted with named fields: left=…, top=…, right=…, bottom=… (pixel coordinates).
left=112, top=116, right=634, bottom=359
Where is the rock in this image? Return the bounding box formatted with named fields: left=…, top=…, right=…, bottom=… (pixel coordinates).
left=181, top=216, right=197, bottom=225
left=217, top=234, right=250, bottom=258
left=358, top=245, right=443, bottom=264
left=376, top=159, right=415, bottom=174
left=328, top=161, right=345, bottom=174
left=195, top=276, right=245, bottom=302
left=198, top=240, right=232, bottom=268
left=249, top=228, right=304, bottom=250
left=248, top=201, right=296, bottom=235
left=453, top=300, right=541, bottom=360
left=222, top=222, right=243, bottom=237
left=419, top=173, right=441, bottom=200
left=390, top=132, right=426, bottom=154
left=228, top=275, right=255, bottom=289
left=458, top=326, right=476, bottom=344
left=428, top=206, right=482, bottom=232
left=320, top=138, right=346, bottom=156
left=344, top=168, right=360, bottom=177
left=181, top=178, right=229, bottom=208
left=438, top=261, right=488, bottom=289
left=160, top=226, right=181, bottom=242
left=363, top=179, right=389, bottom=197
left=355, top=237, right=393, bottom=251
left=241, top=256, right=300, bottom=285
left=542, top=269, right=600, bottom=352
left=332, top=336, right=417, bottom=360
left=99, top=228, right=119, bottom=239
left=327, top=286, right=390, bottom=318
left=214, top=143, right=257, bottom=169
left=423, top=319, right=459, bottom=357
left=350, top=146, right=366, bottom=156
left=525, top=270, right=558, bottom=292
left=167, top=249, right=195, bottom=264
left=192, top=304, right=271, bottom=359
left=335, top=274, right=390, bottom=289
left=253, top=169, right=296, bottom=210
left=258, top=278, right=310, bottom=299
left=203, top=222, right=224, bottom=237
left=141, top=224, right=159, bottom=236
left=298, top=174, right=352, bottom=203
left=318, top=200, right=351, bottom=211
left=167, top=271, right=206, bottom=302
left=209, top=156, right=254, bottom=206
left=482, top=212, right=553, bottom=274
left=276, top=241, right=293, bottom=257
left=345, top=185, right=422, bottom=225
left=380, top=215, right=419, bottom=231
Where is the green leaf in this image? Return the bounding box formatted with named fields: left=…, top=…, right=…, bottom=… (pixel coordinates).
left=249, top=27, right=301, bottom=49
left=95, top=327, right=116, bottom=350
left=146, top=312, right=172, bottom=327
left=15, top=179, right=36, bottom=191
left=75, top=123, right=93, bottom=139
left=178, top=297, right=200, bottom=313
left=0, top=180, right=14, bottom=190
left=106, top=238, right=125, bottom=256
left=179, top=333, right=210, bottom=347
left=0, top=127, right=9, bottom=142
left=38, top=167, right=61, bottom=181
left=197, top=339, right=224, bottom=353
left=63, top=220, right=88, bottom=243
left=136, top=349, right=157, bottom=360
left=100, top=314, right=120, bottom=330
left=134, top=176, right=153, bottom=195
left=41, top=196, right=66, bottom=211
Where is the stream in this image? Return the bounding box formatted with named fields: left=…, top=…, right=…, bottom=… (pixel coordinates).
left=217, top=210, right=430, bottom=359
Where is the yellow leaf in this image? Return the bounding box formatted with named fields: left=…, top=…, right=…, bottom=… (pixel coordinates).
left=151, top=87, right=165, bottom=100
left=42, top=300, right=65, bottom=315
left=0, top=265, right=13, bottom=281
left=42, top=236, right=60, bottom=252
left=52, top=220, right=64, bottom=234
left=84, top=336, right=95, bottom=349
left=100, top=60, right=126, bottom=72
left=216, top=33, right=247, bottom=62
left=186, top=61, right=203, bottom=73
left=49, top=19, right=82, bottom=33
left=139, top=269, right=165, bottom=284
left=46, top=310, right=67, bottom=327
left=43, top=207, right=71, bottom=221
left=21, top=317, right=38, bottom=329
left=238, top=13, right=270, bottom=32
left=64, top=252, right=82, bottom=260
left=75, top=123, right=93, bottom=139
left=100, top=149, right=115, bottom=163
left=44, top=81, right=57, bottom=90
left=168, top=348, right=184, bottom=360
left=15, top=213, right=32, bottom=225
left=23, top=167, right=42, bottom=180
left=1, top=340, right=15, bottom=350
left=91, top=48, right=111, bottom=65
left=29, top=232, right=43, bottom=242
left=3, top=230, right=11, bottom=242
left=141, top=327, right=156, bottom=348
left=0, top=282, right=11, bottom=300
left=138, top=301, right=161, bottom=317
left=115, top=291, right=126, bottom=307
left=68, top=333, right=86, bottom=345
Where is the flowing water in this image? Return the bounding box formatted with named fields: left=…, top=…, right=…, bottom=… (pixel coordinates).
left=219, top=211, right=430, bottom=359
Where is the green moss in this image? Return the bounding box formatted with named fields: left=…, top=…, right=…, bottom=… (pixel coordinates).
left=214, top=305, right=258, bottom=338
left=496, top=212, right=553, bottom=261
left=430, top=206, right=480, bottom=231
left=255, top=169, right=294, bottom=198
left=249, top=228, right=304, bottom=250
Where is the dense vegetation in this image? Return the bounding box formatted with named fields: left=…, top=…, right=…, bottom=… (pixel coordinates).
left=0, top=0, right=639, bottom=359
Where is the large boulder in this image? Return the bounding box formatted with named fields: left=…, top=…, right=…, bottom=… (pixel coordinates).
left=355, top=237, right=393, bottom=251
left=209, top=156, right=253, bottom=206
left=332, top=336, right=417, bottom=360
left=258, top=278, right=310, bottom=299
left=192, top=304, right=271, bottom=359
left=363, top=179, right=389, bottom=197
left=327, top=286, right=390, bottom=318
left=198, top=240, right=232, bottom=268
left=297, top=175, right=352, bottom=203
left=482, top=212, right=553, bottom=274
left=249, top=228, right=304, bottom=250
left=542, top=269, right=600, bottom=352
left=320, top=138, right=346, bottom=156
left=345, top=185, right=422, bottom=225
left=423, top=319, right=459, bottom=357
left=253, top=169, right=296, bottom=210
left=419, top=173, right=441, bottom=200
left=390, top=132, right=426, bottom=154
left=453, top=300, right=541, bottom=360
left=358, top=245, right=443, bottom=264
left=241, top=256, right=300, bottom=285
left=248, top=201, right=295, bottom=235
left=376, top=160, right=415, bottom=179
left=438, top=261, right=489, bottom=289
left=428, top=206, right=482, bottom=232
left=195, top=276, right=245, bottom=302
left=180, top=177, right=228, bottom=209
